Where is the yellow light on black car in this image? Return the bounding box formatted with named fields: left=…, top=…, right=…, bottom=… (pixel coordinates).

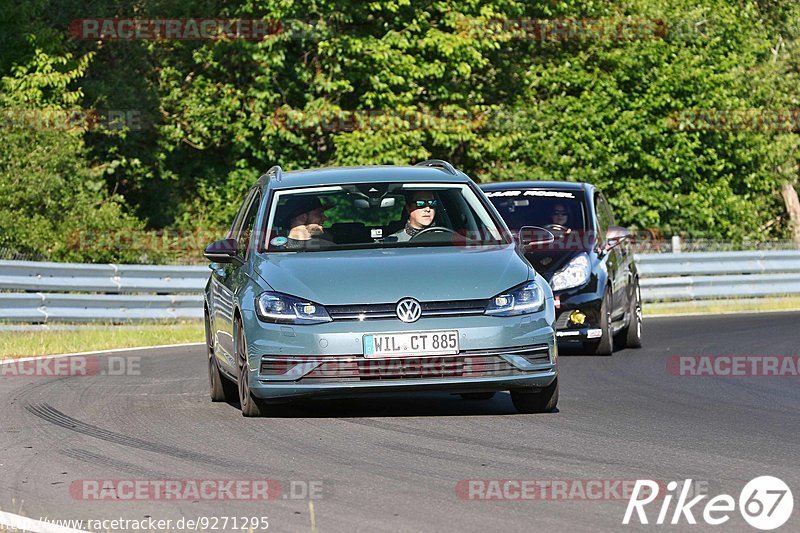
left=569, top=310, right=586, bottom=325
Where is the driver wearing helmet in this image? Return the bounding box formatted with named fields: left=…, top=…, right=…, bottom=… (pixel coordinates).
left=390, top=191, right=438, bottom=242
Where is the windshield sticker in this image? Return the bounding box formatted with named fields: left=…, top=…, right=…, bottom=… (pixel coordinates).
left=485, top=190, right=575, bottom=199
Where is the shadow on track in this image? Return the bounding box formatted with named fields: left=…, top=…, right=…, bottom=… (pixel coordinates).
left=221, top=391, right=560, bottom=418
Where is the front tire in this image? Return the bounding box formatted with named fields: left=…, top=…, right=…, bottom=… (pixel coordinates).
left=618, top=282, right=643, bottom=349
left=511, top=377, right=559, bottom=414
left=235, top=319, right=267, bottom=417
left=206, top=313, right=237, bottom=403
left=587, top=291, right=614, bottom=356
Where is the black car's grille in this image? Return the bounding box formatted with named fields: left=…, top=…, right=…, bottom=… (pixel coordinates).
left=555, top=312, right=572, bottom=329
left=327, top=299, right=489, bottom=321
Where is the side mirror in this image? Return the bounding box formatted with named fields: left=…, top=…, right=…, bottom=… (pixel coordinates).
left=606, top=226, right=630, bottom=250
left=517, top=226, right=555, bottom=251
left=204, top=238, right=244, bottom=265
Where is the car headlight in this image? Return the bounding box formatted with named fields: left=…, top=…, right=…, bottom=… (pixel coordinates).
left=550, top=253, right=591, bottom=291
left=255, top=292, right=332, bottom=324
left=485, top=281, right=545, bottom=316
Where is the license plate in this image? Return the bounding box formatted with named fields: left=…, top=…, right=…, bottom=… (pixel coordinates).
left=363, top=331, right=459, bottom=358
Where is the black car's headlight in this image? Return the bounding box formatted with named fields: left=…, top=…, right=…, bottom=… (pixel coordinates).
left=255, top=291, right=332, bottom=324
left=550, top=252, right=591, bottom=291
left=485, top=281, right=545, bottom=316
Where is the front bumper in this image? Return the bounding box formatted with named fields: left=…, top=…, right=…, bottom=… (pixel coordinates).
left=242, top=312, right=557, bottom=401
left=251, top=370, right=557, bottom=401
left=553, top=289, right=603, bottom=342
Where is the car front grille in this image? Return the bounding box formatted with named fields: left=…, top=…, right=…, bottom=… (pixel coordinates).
left=326, top=299, right=489, bottom=321
left=268, top=345, right=552, bottom=383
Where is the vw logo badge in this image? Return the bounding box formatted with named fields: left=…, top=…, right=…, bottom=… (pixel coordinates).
left=396, top=298, right=422, bottom=323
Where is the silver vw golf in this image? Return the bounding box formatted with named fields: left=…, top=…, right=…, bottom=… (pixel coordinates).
left=203, top=161, right=558, bottom=416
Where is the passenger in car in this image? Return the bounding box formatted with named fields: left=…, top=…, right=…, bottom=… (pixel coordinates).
left=390, top=191, right=438, bottom=242
left=282, top=196, right=334, bottom=250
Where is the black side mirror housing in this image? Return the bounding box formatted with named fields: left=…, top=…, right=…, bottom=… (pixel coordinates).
left=204, top=238, right=244, bottom=265
left=606, top=225, right=630, bottom=250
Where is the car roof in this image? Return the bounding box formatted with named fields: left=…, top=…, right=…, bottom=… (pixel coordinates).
left=262, top=165, right=471, bottom=190
left=480, top=181, right=591, bottom=193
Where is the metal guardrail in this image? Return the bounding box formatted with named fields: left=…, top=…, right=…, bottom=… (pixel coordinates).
left=1, top=251, right=799, bottom=322
left=636, top=251, right=800, bottom=302
left=0, top=260, right=208, bottom=293
left=0, top=260, right=207, bottom=322
left=0, top=293, right=203, bottom=322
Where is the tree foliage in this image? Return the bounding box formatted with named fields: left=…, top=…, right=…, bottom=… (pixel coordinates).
left=0, top=42, right=143, bottom=262
left=1, top=0, right=799, bottom=262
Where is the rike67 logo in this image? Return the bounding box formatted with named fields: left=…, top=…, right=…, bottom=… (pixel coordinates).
left=624, top=476, right=793, bottom=530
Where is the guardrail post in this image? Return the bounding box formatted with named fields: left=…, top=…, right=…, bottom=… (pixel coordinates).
left=671, top=235, right=682, bottom=254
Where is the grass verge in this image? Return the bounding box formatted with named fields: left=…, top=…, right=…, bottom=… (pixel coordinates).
left=644, top=296, right=800, bottom=317
left=0, top=322, right=203, bottom=359
left=1, top=297, right=798, bottom=359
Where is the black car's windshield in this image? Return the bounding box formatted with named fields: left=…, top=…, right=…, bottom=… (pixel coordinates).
left=485, top=189, right=587, bottom=231
left=264, top=182, right=506, bottom=252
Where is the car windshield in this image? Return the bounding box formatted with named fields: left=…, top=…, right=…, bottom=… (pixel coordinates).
left=264, top=182, right=506, bottom=252
left=484, top=189, right=587, bottom=231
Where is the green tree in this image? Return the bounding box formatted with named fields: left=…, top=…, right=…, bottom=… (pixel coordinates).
left=0, top=43, right=143, bottom=262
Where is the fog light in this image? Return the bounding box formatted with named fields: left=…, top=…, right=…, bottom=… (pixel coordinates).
left=569, top=310, right=586, bottom=325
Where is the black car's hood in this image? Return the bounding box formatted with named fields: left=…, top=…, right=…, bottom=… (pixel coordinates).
left=524, top=250, right=584, bottom=282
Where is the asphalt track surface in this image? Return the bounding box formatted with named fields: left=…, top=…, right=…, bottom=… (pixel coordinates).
left=1, top=313, right=799, bottom=533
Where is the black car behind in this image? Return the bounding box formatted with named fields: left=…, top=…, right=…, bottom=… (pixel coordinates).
left=481, top=181, right=642, bottom=355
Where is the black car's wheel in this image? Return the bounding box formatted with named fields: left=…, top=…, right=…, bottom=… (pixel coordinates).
left=206, top=313, right=236, bottom=403
left=587, top=291, right=613, bottom=356
left=510, top=377, right=559, bottom=414
left=235, top=320, right=267, bottom=417
left=618, top=282, right=643, bottom=349
left=459, top=392, right=496, bottom=400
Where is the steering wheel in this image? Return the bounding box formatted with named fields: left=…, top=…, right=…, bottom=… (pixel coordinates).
left=544, top=223, right=571, bottom=235
left=409, top=226, right=458, bottom=240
